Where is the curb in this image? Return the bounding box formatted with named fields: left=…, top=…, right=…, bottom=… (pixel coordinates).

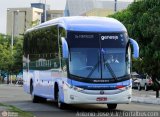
left=132, top=96, right=160, bottom=105
left=0, top=84, right=22, bottom=87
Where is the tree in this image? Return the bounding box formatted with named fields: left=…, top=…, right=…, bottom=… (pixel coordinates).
left=0, top=34, right=13, bottom=71
left=0, top=33, right=23, bottom=83
left=110, top=0, right=160, bottom=97
left=12, top=37, right=23, bottom=74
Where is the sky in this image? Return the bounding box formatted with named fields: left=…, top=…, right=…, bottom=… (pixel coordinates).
left=0, top=0, right=133, bottom=34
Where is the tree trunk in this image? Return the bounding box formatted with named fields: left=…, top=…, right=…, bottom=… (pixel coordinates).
left=7, top=75, right=9, bottom=84
left=155, top=78, right=160, bottom=98
left=2, top=77, right=4, bottom=83
left=156, top=90, right=159, bottom=98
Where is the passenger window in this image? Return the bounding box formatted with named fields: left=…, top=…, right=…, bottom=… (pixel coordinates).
left=27, top=25, right=60, bottom=70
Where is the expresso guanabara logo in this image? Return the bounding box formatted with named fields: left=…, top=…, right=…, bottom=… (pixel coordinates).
left=101, top=36, right=118, bottom=40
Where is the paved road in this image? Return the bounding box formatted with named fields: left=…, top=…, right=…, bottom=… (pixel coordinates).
left=0, top=85, right=160, bottom=117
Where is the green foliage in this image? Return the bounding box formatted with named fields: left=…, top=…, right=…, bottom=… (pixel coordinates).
left=0, top=103, right=34, bottom=117
left=0, top=34, right=13, bottom=72
left=110, top=0, right=160, bottom=80
left=12, top=37, right=23, bottom=74
left=31, top=19, right=40, bottom=27
left=0, top=33, right=23, bottom=75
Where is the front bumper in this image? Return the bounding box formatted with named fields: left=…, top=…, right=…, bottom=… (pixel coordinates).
left=63, top=87, right=132, bottom=104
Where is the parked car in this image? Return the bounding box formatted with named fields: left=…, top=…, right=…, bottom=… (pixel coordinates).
left=133, top=74, right=153, bottom=91
left=16, top=79, right=23, bottom=85
left=16, top=78, right=23, bottom=85
left=132, top=74, right=140, bottom=89
left=132, top=78, right=139, bottom=89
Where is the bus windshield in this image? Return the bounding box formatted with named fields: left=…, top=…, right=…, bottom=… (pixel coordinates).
left=69, top=48, right=127, bottom=79
left=67, top=31, right=129, bottom=80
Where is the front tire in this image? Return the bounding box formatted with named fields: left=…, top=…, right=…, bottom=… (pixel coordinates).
left=107, top=104, right=117, bottom=110
left=30, top=81, right=46, bottom=103
left=30, top=82, right=39, bottom=103
left=56, top=90, right=66, bottom=109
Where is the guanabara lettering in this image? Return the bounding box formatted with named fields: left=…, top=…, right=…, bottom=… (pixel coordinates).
left=101, top=36, right=119, bottom=40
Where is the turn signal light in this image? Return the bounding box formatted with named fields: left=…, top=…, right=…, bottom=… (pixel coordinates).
left=116, top=85, right=125, bottom=89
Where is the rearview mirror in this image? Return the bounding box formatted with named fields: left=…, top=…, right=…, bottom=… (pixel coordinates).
left=129, top=38, right=139, bottom=58
left=61, top=37, right=69, bottom=58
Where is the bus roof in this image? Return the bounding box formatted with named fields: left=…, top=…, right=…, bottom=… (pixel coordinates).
left=26, top=16, right=127, bottom=33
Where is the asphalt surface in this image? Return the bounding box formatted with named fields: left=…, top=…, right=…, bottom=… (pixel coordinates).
left=0, top=85, right=160, bottom=117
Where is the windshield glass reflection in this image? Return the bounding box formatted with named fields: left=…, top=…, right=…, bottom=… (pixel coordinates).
left=69, top=48, right=128, bottom=79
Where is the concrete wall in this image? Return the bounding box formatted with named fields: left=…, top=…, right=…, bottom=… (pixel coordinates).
left=47, top=10, right=64, bottom=20
left=6, top=8, right=43, bottom=36
left=82, top=8, right=113, bottom=17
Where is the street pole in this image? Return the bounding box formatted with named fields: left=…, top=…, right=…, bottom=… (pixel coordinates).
left=10, top=11, right=15, bottom=85
left=11, top=10, right=19, bottom=50
left=44, top=0, right=47, bottom=22
left=11, top=10, right=19, bottom=84
left=11, top=11, right=15, bottom=51
left=114, top=0, right=117, bottom=12
left=24, top=11, right=27, bottom=32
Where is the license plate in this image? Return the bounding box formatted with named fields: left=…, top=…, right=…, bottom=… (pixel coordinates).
left=96, top=97, right=107, bottom=101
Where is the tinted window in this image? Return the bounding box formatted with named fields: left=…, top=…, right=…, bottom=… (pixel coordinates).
left=24, top=25, right=61, bottom=70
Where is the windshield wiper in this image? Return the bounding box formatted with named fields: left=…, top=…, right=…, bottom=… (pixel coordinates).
left=87, top=56, right=100, bottom=78
left=87, top=34, right=103, bottom=79
left=102, top=51, right=117, bottom=81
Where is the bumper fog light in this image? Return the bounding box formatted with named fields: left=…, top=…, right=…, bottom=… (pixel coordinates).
left=70, top=95, right=74, bottom=100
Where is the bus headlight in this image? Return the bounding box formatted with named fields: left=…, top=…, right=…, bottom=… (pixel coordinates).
left=73, top=86, right=84, bottom=92
left=62, top=81, right=84, bottom=91
left=63, top=81, right=72, bottom=89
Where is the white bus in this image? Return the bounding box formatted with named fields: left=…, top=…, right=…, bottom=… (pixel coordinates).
left=23, top=16, right=139, bottom=109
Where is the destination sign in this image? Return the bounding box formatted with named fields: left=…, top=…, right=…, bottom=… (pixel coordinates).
left=74, top=34, right=94, bottom=39
left=67, top=31, right=128, bottom=48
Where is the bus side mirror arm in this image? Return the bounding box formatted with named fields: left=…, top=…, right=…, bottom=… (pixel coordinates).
left=61, top=37, right=69, bottom=58
left=129, top=38, right=139, bottom=58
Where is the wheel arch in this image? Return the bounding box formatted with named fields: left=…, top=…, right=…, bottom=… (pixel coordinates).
left=54, top=82, right=59, bottom=101
left=30, top=78, right=33, bottom=94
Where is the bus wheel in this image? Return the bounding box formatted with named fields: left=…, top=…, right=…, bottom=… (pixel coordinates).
left=57, top=90, right=66, bottom=109
left=30, top=81, right=39, bottom=103
left=107, top=104, right=117, bottom=110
